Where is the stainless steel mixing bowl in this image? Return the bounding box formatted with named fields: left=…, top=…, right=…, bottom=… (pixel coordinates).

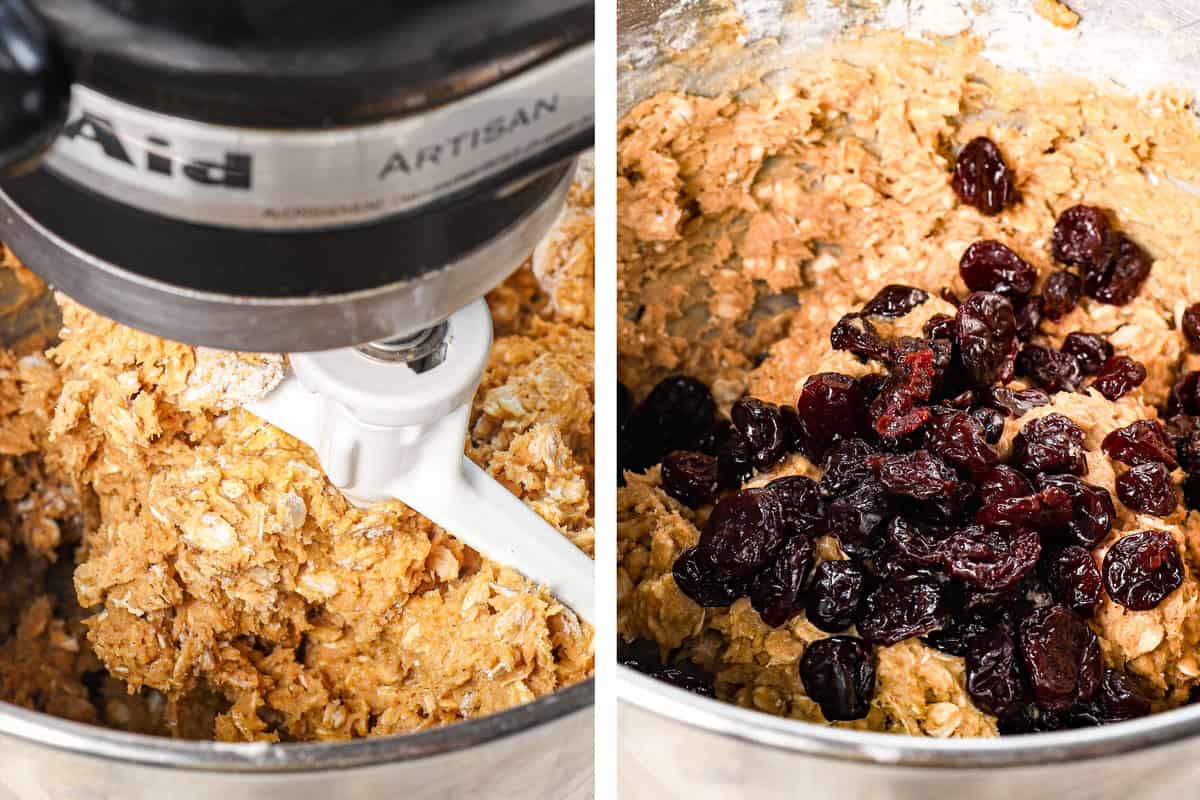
left=617, top=1, right=1200, bottom=797
left=0, top=681, right=592, bottom=800
left=0, top=272, right=594, bottom=800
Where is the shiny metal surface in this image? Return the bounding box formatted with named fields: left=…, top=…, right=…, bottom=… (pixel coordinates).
left=0, top=164, right=575, bottom=352
left=0, top=677, right=592, bottom=799
left=358, top=321, right=451, bottom=370
left=620, top=667, right=1200, bottom=798
left=617, top=0, right=1200, bottom=796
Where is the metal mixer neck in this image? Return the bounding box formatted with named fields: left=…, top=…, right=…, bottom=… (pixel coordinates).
left=248, top=300, right=494, bottom=494
left=357, top=322, right=450, bottom=373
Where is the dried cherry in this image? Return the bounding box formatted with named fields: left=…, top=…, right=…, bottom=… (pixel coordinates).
left=1101, top=419, right=1178, bottom=469
left=1103, top=530, right=1183, bottom=611
left=956, top=292, right=1020, bottom=387
left=1116, top=462, right=1177, bottom=517
left=1012, top=413, right=1088, bottom=476
left=1019, top=605, right=1102, bottom=712
left=661, top=450, right=721, bottom=507
left=1060, top=333, right=1112, bottom=375
left=806, top=560, right=866, bottom=633
left=856, top=578, right=949, bottom=646
left=960, top=240, right=1037, bottom=295
left=966, top=623, right=1029, bottom=718
left=1040, top=271, right=1083, bottom=320
left=751, top=535, right=816, bottom=627
left=863, top=284, right=930, bottom=317
left=697, top=488, right=786, bottom=577
left=952, top=137, right=1017, bottom=215
left=799, top=636, right=876, bottom=721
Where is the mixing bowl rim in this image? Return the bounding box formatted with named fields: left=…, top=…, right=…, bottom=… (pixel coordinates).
left=0, top=677, right=592, bottom=773
left=617, top=667, right=1200, bottom=768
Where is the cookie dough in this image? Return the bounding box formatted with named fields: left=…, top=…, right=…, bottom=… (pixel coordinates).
left=618, top=34, right=1200, bottom=735
left=0, top=167, right=594, bottom=741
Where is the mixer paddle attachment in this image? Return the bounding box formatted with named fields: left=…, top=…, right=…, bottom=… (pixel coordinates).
left=246, top=300, right=594, bottom=622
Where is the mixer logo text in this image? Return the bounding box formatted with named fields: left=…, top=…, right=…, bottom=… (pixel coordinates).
left=377, top=95, right=561, bottom=180
left=61, top=111, right=253, bottom=190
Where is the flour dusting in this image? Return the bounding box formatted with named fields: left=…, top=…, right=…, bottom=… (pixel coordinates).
left=624, top=0, right=1200, bottom=97
left=182, top=349, right=285, bottom=411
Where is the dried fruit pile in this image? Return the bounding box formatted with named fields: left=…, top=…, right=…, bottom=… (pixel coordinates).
left=620, top=137, right=1200, bottom=732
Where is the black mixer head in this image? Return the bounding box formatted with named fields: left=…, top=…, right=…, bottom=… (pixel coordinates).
left=0, top=0, right=594, bottom=351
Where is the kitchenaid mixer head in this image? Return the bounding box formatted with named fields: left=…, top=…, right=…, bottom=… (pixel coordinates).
left=0, top=0, right=594, bottom=352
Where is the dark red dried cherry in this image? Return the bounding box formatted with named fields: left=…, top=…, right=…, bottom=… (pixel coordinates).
left=831, top=314, right=891, bottom=363
left=924, top=409, right=1001, bottom=474
left=731, top=398, right=788, bottom=469
left=1165, top=414, right=1200, bottom=471
left=866, top=449, right=961, bottom=501
left=923, top=611, right=996, bottom=657
left=794, top=373, right=868, bottom=458
left=976, top=486, right=1073, bottom=535
left=1012, top=296, right=1043, bottom=342
left=1103, top=530, right=1183, bottom=611
left=651, top=667, right=716, bottom=697
left=940, top=525, right=1042, bottom=591
left=620, top=375, right=717, bottom=474
left=751, top=535, right=816, bottom=627
left=672, top=547, right=748, bottom=607
left=1034, top=474, right=1115, bottom=548
left=876, top=517, right=945, bottom=581
left=825, top=481, right=891, bottom=561
left=1101, top=419, right=1178, bottom=469
left=856, top=578, right=949, bottom=646
left=869, top=347, right=936, bottom=438
left=1012, top=413, right=1088, bottom=476
left=952, top=137, right=1017, bottom=215
left=1060, top=333, right=1113, bottom=375
left=924, top=313, right=957, bottom=342
left=863, top=284, right=930, bottom=317
left=966, top=623, right=1029, bottom=718
left=960, top=240, right=1037, bottom=296
left=1116, top=462, right=1177, bottom=517
left=696, top=418, right=734, bottom=457
left=956, top=292, right=1019, bottom=387
left=1091, top=669, right=1152, bottom=723
left=1051, top=205, right=1114, bottom=270
left=1170, top=371, right=1200, bottom=416
left=1184, top=303, right=1200, bottom=353
left=799, top=636, right=876, bottom=721
left=1040, top=271, right=1083, bottom=320
left=977, top=465, right=1035, bottom=506
left=1016, top=344, right=1084, bottom=393
left=971, top=407, right=1007, bottom=444
left=1084, top=234, right=1151, bottom=306
left=1019, top=604, right=1102, bottom=712
left=697, top=487, right=786, bottom=577
left=717, top=433, right=754, bottom=488
left=1041, top=545, right=1102, bottom=616
left=661, top=450, right=721, bottom=507
left=1089, top=356, right=1147, bottom=401
left=983, top=386, right=1051, bottom=417
left=819, top=438, right=876, bottom=498
left=766, top=475, right=826, bottom=539
left=806, top=560, right=866, bottom=633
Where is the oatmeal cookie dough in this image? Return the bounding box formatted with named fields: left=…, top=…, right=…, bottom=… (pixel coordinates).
left=618, top=34, right=1200, bottom=735
left=0, top=167, right=595, bottom=741
left=472, top=160, right=596, bottom=555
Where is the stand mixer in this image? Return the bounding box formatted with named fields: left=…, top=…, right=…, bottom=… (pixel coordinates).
left=0, top=0, right=594, bottom=621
